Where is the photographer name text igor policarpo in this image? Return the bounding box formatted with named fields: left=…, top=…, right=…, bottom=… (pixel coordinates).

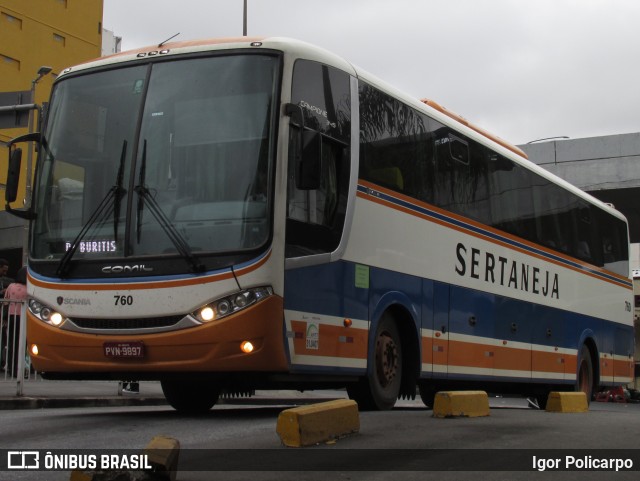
left=533, top=455, right=633, bottom=472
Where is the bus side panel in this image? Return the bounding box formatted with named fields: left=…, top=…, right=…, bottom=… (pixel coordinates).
left=530, top=304, right=568, bottom=384
left=614, top=325, right=635, bottom=384
left=494, top=296, right=533, bottom=379
left=283, top=261, right=369, bottom=373
left=448, top=285, right=496, bottom=381
left=420, top=279, right=436, bottom=379
left=430, top=281, right=449, bottom=379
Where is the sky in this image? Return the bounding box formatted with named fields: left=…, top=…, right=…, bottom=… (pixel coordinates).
left=102, top=0, right=640, bottom=146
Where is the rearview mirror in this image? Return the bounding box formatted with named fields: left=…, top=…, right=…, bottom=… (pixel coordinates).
left=5, top=148, right=22, bottom=204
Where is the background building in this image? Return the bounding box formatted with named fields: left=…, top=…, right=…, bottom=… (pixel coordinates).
left=0, top=0, right=107, bottom=273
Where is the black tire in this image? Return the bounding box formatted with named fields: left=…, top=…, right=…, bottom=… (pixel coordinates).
left=577, top=345, right=594, bottom=403
left=532, top=389, right=551, bottom=410
left=161, top=378, right=220, bottom=413
left=347, top=314, right=402, bottom=410
left=418, top=382, right=436, bottom=409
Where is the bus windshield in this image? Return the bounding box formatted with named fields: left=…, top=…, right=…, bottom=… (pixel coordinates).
left=32, top=54, right=279, bottom=266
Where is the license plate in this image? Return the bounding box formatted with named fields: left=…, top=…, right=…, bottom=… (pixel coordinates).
left=103, top=341, right=145, bottom=359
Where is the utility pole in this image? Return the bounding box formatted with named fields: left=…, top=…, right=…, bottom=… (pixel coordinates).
left=243, top=0, right=248, bottom=36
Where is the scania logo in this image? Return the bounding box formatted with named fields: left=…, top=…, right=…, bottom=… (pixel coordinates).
left=102, top=264, right=154, bottom=274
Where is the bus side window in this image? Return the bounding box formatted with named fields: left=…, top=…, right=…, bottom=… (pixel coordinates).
left=359, top=82, right=433, bottom=203
left=432, top=126, right=491, bottom=225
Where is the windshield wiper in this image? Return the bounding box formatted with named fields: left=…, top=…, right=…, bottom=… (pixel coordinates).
left=56, top=141, right=128, bottom=278
left=113, top=140, right=128, bottom=239
left=135, top=140, right=205, bottom=273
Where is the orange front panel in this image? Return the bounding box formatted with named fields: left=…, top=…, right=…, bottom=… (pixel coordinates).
left=27, top=296, right=288, bottom=373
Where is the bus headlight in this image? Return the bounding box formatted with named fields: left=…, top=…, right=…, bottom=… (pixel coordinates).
left=28, top=299, right=66, bottom=327
left=193, top=286, right=273, bottom=323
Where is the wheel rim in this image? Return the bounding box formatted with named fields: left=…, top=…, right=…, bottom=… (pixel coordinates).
left=375, top=330, right=399, bottom=388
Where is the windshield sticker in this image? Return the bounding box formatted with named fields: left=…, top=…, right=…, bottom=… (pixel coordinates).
left=65, top=240, right=117, bottom=254
left=300, top=100, right=337, bottom=129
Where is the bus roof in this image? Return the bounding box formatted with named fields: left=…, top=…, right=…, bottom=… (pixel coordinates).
left=420, top=98, right=528, bottom=160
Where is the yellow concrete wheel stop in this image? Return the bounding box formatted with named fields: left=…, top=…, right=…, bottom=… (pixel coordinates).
left=433, top=390, right=490, bottom=418
left=276, top=399, right=359, bottom=447
left=545, top=392, right=589, bottom=413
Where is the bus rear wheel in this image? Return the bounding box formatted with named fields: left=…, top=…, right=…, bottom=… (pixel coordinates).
left=347, top=314, right=402, bottom=410
left=161, top=378, right=221, bottom=413
left=577, top=345, right=594, bottom=403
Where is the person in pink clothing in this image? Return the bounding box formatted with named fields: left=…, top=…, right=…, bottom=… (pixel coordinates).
left=3, top=267, right=26, bottom=377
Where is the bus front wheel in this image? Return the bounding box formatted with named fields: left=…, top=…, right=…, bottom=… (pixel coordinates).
left=161, top=378, right=220, bottom=413
left=348, top=314, right=402, bottom=410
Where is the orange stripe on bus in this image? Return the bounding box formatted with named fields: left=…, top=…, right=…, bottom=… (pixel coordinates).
left=447, top=340, right=494, bottom=370
left=532, top=350, right=570, bottom=375
left=423, top=335, right=575, bottom=376
left=600, top=353, right=616, bottom=380
left=612, top=357, right=635, bottom=379
left=290, top=320, right=368, bottom=360
left=493, top=344, right=532, bottom=372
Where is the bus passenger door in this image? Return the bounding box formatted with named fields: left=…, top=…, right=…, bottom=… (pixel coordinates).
left=283, top=59, right=361, bottom=373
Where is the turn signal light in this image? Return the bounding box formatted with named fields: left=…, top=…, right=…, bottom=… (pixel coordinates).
left=241, top=341, right=254, bottom=353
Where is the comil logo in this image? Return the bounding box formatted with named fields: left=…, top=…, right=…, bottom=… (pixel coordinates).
left=8, top=451, right=39, bottom=469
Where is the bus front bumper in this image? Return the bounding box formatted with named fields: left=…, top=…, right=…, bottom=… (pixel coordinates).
left=26, top=295, right=288, bottom=375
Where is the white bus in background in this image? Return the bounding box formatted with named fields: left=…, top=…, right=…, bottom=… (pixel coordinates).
left=4, top=37, right=634, bottom=412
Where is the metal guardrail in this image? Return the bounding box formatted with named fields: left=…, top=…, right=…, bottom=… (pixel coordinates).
left=1, top=299, right=31, bottom=395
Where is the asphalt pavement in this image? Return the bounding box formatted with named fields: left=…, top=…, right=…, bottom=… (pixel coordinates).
left=0, top=377, right=168, bottom=409
left=0, top=376, right=603, bottom=411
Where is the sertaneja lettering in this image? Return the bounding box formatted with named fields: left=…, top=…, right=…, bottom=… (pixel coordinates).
left=455, top=242, right=559, bottom=299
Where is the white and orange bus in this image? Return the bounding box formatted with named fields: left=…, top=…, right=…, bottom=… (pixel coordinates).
left=4, top=37, right=634, bottom=411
